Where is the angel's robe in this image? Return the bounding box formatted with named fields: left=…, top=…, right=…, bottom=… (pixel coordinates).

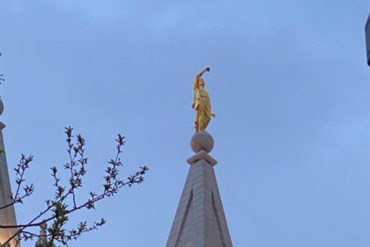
left=193, top=84, right=212, bottom=132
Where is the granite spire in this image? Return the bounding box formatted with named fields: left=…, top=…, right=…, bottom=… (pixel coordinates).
left=166, top=131, right=232, bottom=247
left=0, top=100, right=20, bottom=247
left=366, top=13, right=370, bottom=66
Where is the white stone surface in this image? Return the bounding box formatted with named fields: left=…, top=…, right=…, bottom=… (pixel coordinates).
left=186, top=150, right=217, bottom=166
left=190, top=131, right=214, bottom=153
left=0, top=123, right=20, bottom=247
left=166, top=149, right=233, bottom=247
left=0, top=100, right=4, bottom=116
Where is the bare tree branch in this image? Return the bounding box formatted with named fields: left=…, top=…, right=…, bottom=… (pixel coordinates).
left=0, top=127, right=148, bottom=247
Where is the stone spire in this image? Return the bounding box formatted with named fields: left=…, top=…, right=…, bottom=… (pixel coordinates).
left=0, top=100, right=20, bottom=247
left=166, top=131, right=233, bottom=247
left=366, top=13, right=370, bottom=66
left=35, top=223, right=47, bottom=247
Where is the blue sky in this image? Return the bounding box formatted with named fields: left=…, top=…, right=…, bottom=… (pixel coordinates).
left=1, top=0, right=370, bottom=246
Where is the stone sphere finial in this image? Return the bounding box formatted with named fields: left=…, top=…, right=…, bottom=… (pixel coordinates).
left=0, top=99, right=4, bottom=116
left=191, top=131, right=214, bottom=153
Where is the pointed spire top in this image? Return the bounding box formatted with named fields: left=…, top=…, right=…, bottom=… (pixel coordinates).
left=0, top=99, right=17, bottom=247
left=366, top=13, right=370, bottom=66
left=0, top=99, right=4, bottom=116
left=167, top=131, right=232, bottom=247
left=0, top=99, right=5, bottom=130
left=36, top=223, right=48, bottom=247
left=187, top=131, right=217, bottom=166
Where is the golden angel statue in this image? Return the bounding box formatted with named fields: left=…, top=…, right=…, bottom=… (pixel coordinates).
left=192, top=67, right=215, bottom=132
